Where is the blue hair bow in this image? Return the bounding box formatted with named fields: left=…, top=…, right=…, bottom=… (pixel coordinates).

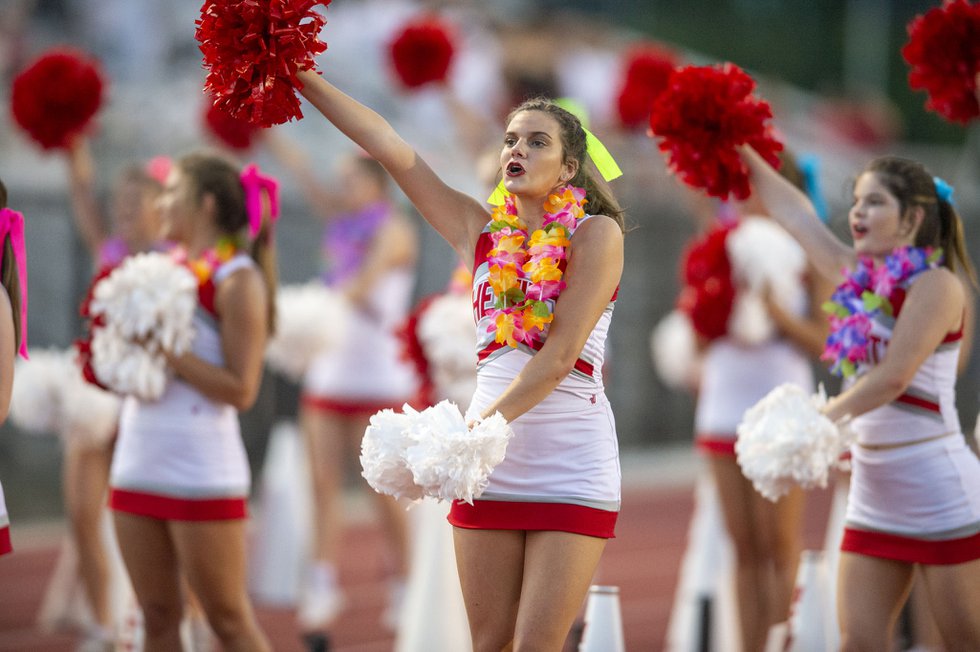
left=933, top=176, right=955, bottom=206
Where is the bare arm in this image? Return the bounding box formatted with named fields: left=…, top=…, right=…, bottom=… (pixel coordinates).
left=296, top=70, right=489, bottom=266
left=167, top=267, right=268, bottom=411
left=65, top=137, right=108, bottom=258
left=823, top=268, right=963, bottom=423
left=741, top=145, right=854, bottom=282
left=0, top=287, right=15, bottom=422
left=342, top=213, right=417, bottom=308
left=475, top=216, right=624, bottom=422
left=765, top=263, right=835, bottom=360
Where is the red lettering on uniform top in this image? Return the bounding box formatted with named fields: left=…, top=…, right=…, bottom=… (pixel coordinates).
left=474, top=282, right=495, bottom=321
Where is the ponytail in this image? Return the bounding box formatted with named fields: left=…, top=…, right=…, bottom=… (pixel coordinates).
left=250, top=215, right=278, bottom=336
left=934, top=198, right=977, bottom=289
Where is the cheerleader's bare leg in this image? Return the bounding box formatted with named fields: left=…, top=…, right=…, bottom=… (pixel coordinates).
left=918, top=558, right=980, bottom=650
left=710, top=454, right=804, bottom=652
left=453, top=528, right=605, bottom=652
left=170, top=519, right=271, bottom=652
left=837, top=553, right=913, bottom=651
left=63, top=441, right=113, bottom=632
left=301, top=407, right=347, bottom=571
left=113, top=513, right=184, bottom=651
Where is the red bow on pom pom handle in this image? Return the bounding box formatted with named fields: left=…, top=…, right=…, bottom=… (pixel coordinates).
left=648, top=63, right=783, bottom=201
left=11, top=48, right=105, bottom=151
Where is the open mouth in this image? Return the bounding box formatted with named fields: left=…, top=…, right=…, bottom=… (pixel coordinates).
left=505, top=161, right=525, bottom=177
left=851, top=224, right=868, bottom=239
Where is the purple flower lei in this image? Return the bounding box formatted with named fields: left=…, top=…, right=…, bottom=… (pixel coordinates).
left=822, top=246, right=943, bottom=377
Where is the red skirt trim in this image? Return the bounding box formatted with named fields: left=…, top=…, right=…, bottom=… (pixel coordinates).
left=301, top=394, right=407, bottom=417
left=696, top=436, right=736, bottom=457
left=448, top=499, right=617, bottom=539
left=109, top=489, right=247, bottom=521
left=841, top=526, right=980, bottom=565
left=0, top=525, right=11, bottom=555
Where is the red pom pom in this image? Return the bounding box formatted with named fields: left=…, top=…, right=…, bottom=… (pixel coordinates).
left=615, top=44, right=679, bottom=129
left=649, top=63, right=783, bottom=201
left=902, top=0, right=980, bottom=125
left=678, top=223, right=735, bottom=341
left=388, top=16, right=456, bottom=89
left=10, top=48, right=104, bottom=150
left=203, top=100, right=260, bottom=150
left=197, top=0, right=329, bottom=127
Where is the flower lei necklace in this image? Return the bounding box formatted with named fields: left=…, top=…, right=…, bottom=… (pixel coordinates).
left=486, top=185, right=586, bottom=347
left=822, top=246, right=942, bottom=377
left=179, top=235, right=241, bottom=286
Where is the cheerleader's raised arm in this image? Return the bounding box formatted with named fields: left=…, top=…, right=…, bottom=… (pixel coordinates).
left=739, top=144, right=853, bottom=283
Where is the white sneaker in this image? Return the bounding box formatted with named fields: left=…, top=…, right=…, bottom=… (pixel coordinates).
left=298, top=585, right=345, bottom=631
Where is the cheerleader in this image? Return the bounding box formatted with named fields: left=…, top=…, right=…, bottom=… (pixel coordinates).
left=265, top=131, right=419, bottom=638
left=108, top=152, right=274, bottom=651
left=741, top=146, right=980, bottom=650
left=41, top=135, right=167, bottom=649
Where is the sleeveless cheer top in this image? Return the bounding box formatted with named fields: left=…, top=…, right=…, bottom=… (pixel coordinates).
left=109, top=254, right=256, bottom=520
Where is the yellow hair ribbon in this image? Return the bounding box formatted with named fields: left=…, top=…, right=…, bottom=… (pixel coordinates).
left=487, top=180, right=509, bottom=206
left=486, top=127, right=622, bottom=206
left=584, top=128, right=622, bottom=182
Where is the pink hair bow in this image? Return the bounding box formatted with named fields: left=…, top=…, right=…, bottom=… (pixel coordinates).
left=0, top=208, right=28, bottom=359
left=240, top=163, right=280, bottom=239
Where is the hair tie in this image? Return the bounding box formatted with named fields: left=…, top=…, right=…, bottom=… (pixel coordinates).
left=799, top=154, right=829, bottom=223
left=240, top=163, right=280, bottom=238
left=933, top=176, right=955, bottom=206
left=0, top=208, right=28, bottom=359
left=487, top=128, right=623, bottom=205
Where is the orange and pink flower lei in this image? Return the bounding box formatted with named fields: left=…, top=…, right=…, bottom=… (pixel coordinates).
left=486, top=185, right=586, bottom=347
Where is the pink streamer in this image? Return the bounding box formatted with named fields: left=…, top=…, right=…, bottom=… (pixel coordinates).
left=0, top=209, right=28, bottom=359
left=240, top=163, right=280, bottom=239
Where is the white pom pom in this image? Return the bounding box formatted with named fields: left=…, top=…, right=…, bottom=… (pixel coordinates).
left=736, top=383, right=851, bottom=501
left=649, top=310, right=699, bottom=390
left=360, top=406, right=424, bottom=501
left=360, top=401, right=514, bottom=504
left=87, top=252, right=197, bottom=400
left=726, top=217, right=807, bottom=344
left=728, top=293, right=774, bottom=345
left=404, top=401, right=513, bottom=504
left=9, top=348, right=72, bottom=435
left=727, top=217, right=806, bottom=293
left=416, top=293, right=476, bottom=405
left=266, top=282, right=351, bottom=381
